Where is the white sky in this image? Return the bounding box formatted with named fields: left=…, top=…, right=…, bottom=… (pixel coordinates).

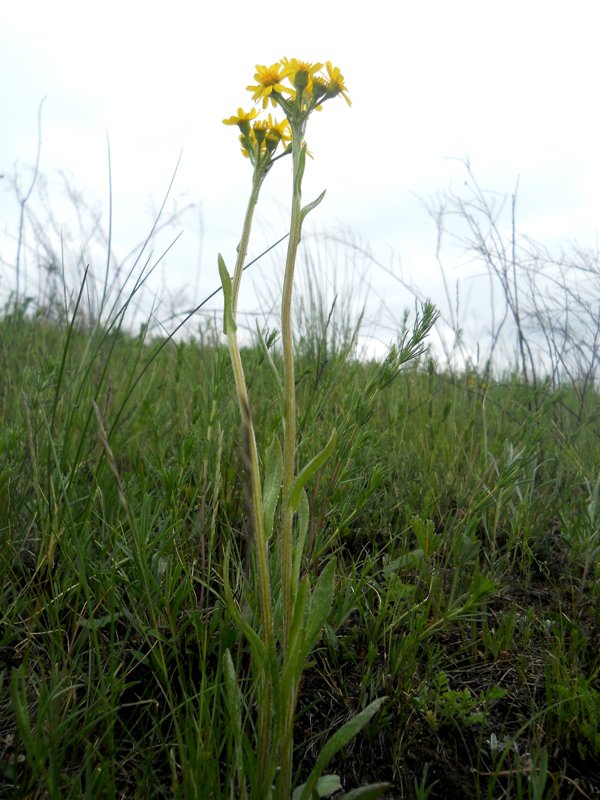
left=2, top=0, right=600, bottom=360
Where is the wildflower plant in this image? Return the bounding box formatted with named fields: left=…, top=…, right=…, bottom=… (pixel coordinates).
left=219, top=59, right=388, bottom=799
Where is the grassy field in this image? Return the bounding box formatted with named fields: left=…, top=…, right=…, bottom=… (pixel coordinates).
left=1, top=293, right=599, bottom=799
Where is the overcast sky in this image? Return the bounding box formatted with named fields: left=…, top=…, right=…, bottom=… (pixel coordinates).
left=2, top=1, right=600, bottom=359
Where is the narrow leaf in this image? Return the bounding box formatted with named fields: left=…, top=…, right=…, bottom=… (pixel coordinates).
left=256, top=323, right=284, bottom=408
left=297, top=698, right=387, bottom=800
left=218, top=253, right=237, bottom=334
left=300, top=189, right=326, bottom=226
left=292, top=488, right=310, bottom=587
left=223, top=650, right=248, bottom=800
left=282, top=563, right=335, bottom=704
left=263, top=434, right=283, bottom=541
left=288, top=429, right=337, bottom=512
left=10, top=669, right=35, bottom=760
left=293, top=142, right=307, bottom=196
left=281, top=575, right=310, bottom=692
left=287, top=575, right=310, bottom=658
left=305, top=559, right=335, bottom=649
left=223, top=649, right=242, bottom=735
left=222, top=546, right=266, bottom=665
left=76, top=612, right=121, bottom=630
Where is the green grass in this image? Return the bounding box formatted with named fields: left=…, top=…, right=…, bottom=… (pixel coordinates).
left=1, top=301, right=599, bottom=799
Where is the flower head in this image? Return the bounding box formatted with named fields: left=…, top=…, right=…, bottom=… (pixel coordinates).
left=226, top=109, right=292, bottom=164
left=265, top=114, right=292, bottom=144
left=264, top=114, right=292, bottom=154
left=323, top=61, right=351, bottom=106
left=223, top=107, right=258, bottom=126
left=280, top=58, right=323, bottom=95
left=247, top=63, right=293, bottom=108
left=252, top=114, right=292, bottom=156
left=223, top=107, right=259, bottom=136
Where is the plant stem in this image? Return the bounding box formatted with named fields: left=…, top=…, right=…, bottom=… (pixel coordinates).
left=281, top=136, right=305, bottom=647
left=232, top=174, right=263, bottom=313
left=278, top=129, right=306, bottom=799
left=224, top=167, right=275, bottom=789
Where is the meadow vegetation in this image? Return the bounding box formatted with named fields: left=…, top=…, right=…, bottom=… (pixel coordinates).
left=1, top=64, right=599, bottom=800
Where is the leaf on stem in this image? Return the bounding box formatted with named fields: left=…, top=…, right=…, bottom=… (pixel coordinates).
left=300, top=189, right=325, bottom=230
left=295, top=697, right=387, bottom=800
left=288, top=429, right=337, bottom=512
left=218, top=253, right=237, bottom=334
left=292, top=488, right=310, bottom=587
left=223, top=648, right=243, bottom=737
left=256, top=323, right=284, bottom=408
left=300, top=189, right=326, bottom=227
left=263, top=434, right=283, bottom=540
left=305, top=558, right=336, bottom=649
left=281, top=575, right=310, bottom=693
left=282, top=561, right=334, bottom=692
left=222, top=545, right=266, bottom=664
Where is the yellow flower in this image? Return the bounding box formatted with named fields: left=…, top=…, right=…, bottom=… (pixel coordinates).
left=310, top=77, right=329, bottom=105
left=247, top=63, right=293, bottom=108
left=265, top=114, right=292, bottom=145
left=223, top=107, right=258, bottom=126
left=323, top=61, right=351, bottom=106
left=252, top=120, right=269, bottom=145
left=265, top=117, right=292, bottom=154
left=280, top=58, right=323, bottom=95
left=228, top=111, right=292, bottom=162
left=249, top=115, right=292, bottom=157
left=223, top=107, right=259, bottom=139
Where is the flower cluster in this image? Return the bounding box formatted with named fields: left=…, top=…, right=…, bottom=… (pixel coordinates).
left=223, top=107, right=292, bottom=166
left=223, top=58, right=350, bottom=163
left=249, top=59, right=351, bottom=112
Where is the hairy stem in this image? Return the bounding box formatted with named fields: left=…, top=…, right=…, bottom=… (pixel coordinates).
left=232, top=173, right=263, bottom=313
left=223, top=167, right=274, bottom=788
left=281, top=136, right=305, bottom=646
left=278, top=130, right=306, bottom=799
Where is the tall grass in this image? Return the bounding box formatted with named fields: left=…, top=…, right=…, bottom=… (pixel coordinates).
left=2, top=276, right=599, bottom=798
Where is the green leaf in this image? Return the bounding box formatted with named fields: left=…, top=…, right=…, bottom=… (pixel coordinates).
left=257, top=323, right=284, bottom=408
left=76, top=612, right=121, bottom=630
left=339, top=783, right=392, bottom=800
left=223, top=649, right=248, bottom=798
left=218, top=253, right=237, bottom=334
left=222, top=546, right=266, bottom=665
left=288, top=576, right=310, bottom=657
left=288, top=429, right=337, bottom=512
left=293, top=142, right=307, bottom=196
left=292, top=774, right=341, bottom=800
left=297, top=698, right=387, bottom=800
left=10, top=669, right=35, bottom=762
left=305, top=559, right=336, bottom=649
left=300, top=189, right=326, bottom=226
left=223, top=649, right=242, bottom=735
left=282, top=562, right=335, bottom=697
left=469, top=572, right=497, bottom=602
left=263, top=434, right=283, bottom=541
left=292, top=488, right=310, bottom=587
left=281, top=576, right=310, bottom=692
